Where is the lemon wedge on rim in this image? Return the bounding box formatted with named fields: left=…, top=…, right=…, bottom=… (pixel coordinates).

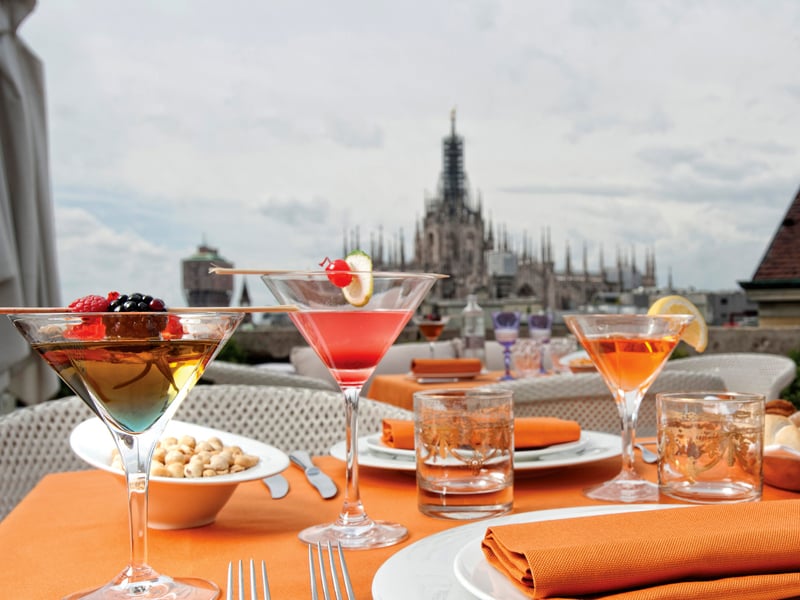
left=343, top=250, right=373, bottom=307
left=647, top=295, right=708, bottom=352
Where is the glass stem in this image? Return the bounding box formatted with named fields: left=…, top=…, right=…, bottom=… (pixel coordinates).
left=504, top=347, right=512, bottom=378
left=617, top=390, right=641, bottom=475
left=117, top=431, right=158, bottom=581
left=338, top=386, right=369, bottom=527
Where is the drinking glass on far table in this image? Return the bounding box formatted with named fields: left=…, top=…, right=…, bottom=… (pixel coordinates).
left=528, top=312, right=552, bottom=343
left=414, top=310, right=450, bottom=358
left=492, top=311, right=521, bottom=381
left=511, top=338, right=542, bottom=378
left=548, top=336, right=577, bottom=374
left=528, top=312, right=552, bottom=373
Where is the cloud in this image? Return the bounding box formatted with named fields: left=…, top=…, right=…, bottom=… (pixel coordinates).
left=15, top=0, right=800, bottom=308
left=257, top=197, right=333, bottom=227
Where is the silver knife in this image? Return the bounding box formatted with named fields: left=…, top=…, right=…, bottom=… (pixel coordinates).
left=262, top=474, right=290, bottom=499
left=289, top=450, right=338, bottom=499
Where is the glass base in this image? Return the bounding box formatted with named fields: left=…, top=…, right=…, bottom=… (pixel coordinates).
left=584, top=472, right=659, bottom=503
left=64, top=574, right=219, bottom=600
left=298, top=520, right=408, bottom=550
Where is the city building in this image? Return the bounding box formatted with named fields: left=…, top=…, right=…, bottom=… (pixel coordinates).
left=347, top=112, right=656, bottom=311
left=740, top=187, right=800, bottom=326
left=182, top=241, right=234, bottom=307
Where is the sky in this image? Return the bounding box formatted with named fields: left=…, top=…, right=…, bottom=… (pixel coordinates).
left=18, top=0, right=800, bottom=310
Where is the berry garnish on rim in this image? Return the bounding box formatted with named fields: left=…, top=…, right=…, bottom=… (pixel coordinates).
left=65, top=292, right=182, bottom=340
left=320, top=257, right=353, bottom=288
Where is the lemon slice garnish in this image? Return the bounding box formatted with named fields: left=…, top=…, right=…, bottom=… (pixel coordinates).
left=647, top=295, right=708, bottom=352
left=343, top=250, right=373, bottom=307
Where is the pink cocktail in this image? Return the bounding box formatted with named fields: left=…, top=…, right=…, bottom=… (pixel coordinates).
left=291, top=311, right=411, bottom=386
left=262, top=270, right=442, bottom=549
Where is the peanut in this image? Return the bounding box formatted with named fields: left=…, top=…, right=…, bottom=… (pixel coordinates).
left=110, top=434, right=260, bottom=479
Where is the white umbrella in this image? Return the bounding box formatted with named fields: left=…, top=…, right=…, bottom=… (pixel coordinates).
left=0, top=0, right=60, bottom=405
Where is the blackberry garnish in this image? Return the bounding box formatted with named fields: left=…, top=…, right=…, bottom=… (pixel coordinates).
left=103, top=292, right=169, bottom=338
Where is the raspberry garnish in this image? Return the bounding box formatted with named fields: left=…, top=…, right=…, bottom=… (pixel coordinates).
left=68, top=294, right=110, bottom=313
left=162, top=314, right=184, bottom=340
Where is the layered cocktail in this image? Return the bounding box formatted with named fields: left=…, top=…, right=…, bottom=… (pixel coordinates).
left=7, top=295, right=245, bottom=599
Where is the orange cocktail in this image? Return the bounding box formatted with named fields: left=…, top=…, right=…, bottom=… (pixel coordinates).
left=582, top=336, right=681, bottom=392
left=564, top=313, right=692, bottom=503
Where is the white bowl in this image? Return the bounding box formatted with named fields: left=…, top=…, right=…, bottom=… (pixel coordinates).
left=70, top=418, right=290, bottom=529
left=764, top=444, right=800, bottom=492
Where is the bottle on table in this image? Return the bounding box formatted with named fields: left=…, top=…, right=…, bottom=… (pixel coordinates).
left=460, top=294, right=486, bottom=368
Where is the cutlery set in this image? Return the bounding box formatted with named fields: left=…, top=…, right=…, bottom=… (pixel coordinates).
left=262, top=452, right=338, bottom=500
left=290, top=451, right=338, bottom=499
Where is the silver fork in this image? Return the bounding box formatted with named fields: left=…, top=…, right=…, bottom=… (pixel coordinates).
left=227, top=558, right=271, bottom=600
left=308, top=541, right=355, bottom=600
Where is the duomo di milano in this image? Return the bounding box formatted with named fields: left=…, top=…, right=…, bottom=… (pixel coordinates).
left=343, top=111, right=657, bottom=311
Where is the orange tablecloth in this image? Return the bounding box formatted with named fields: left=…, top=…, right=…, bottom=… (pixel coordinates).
left=2, top=455, right=799, bottom=599
left=366, top=371, right=504, bottom=410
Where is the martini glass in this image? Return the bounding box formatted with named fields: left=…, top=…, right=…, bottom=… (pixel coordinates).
left=492, top=311, right=521, bottom=381
left=563, top=313, right=692, bottom=503
left=261, top=270, right=442, bottom=549
left=8, top=311, right=243, bottom=599
left=413, top=313, right=450, bottom=358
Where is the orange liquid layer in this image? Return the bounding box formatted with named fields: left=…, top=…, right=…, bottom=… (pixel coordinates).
left=581, top=336, right=679, bottom=391
left=418, top=322, right=446, bottom=341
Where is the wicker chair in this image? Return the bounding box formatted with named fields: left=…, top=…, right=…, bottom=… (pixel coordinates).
left=200, top=361, right=338, bottom=391
left=485, top=370, right=727, bottom=436
left=174, top=384, right=410, bottom=455
left=0, top=384, right=410, bottom=522
left=664, top=353, right=797, bottom=401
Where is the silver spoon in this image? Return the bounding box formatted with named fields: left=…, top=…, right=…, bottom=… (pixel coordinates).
left=636, top=443, right=658, bottom=464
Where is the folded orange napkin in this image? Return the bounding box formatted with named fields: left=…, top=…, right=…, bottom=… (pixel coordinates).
left=381, top=417, right=580, bottom=450
left=482, top=500, right=800, bottom=599
left=409, top=358, right=482, bottom=376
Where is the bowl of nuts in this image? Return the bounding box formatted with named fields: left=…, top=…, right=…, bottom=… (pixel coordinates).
left=69, top=418, right=290, bottom=529
left=763, top=400, right=800, bottom=492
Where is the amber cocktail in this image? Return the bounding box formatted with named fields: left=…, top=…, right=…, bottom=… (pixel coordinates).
left=563, top=313, right=692, bottom=503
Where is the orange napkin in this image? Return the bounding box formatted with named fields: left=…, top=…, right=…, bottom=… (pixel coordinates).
left=482, top=500, right=800, bottom=599
left=381, top=417, right=580, bottom=450
left=409, top=358, right=482, bottom=376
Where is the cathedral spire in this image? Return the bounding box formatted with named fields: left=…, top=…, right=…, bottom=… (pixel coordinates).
left=565, top=240, right=572, bottom=275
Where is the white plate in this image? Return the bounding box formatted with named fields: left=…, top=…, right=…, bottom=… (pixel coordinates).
left=331, top=430, right=620, bottom=472
left=561, top=350, right=589, bottom=364
left=70, top=418, right=290, bottom=485
left=373, top=504, right=681, bottom=600
left=365, top=433, right=588, bottom=461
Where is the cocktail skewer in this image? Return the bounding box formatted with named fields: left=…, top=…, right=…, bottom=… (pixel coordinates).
left=209, top=267, right=296, bottom=275
left=210, top=266, right=448, bottom=278
left=0, top=305, right=298, bottom=314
